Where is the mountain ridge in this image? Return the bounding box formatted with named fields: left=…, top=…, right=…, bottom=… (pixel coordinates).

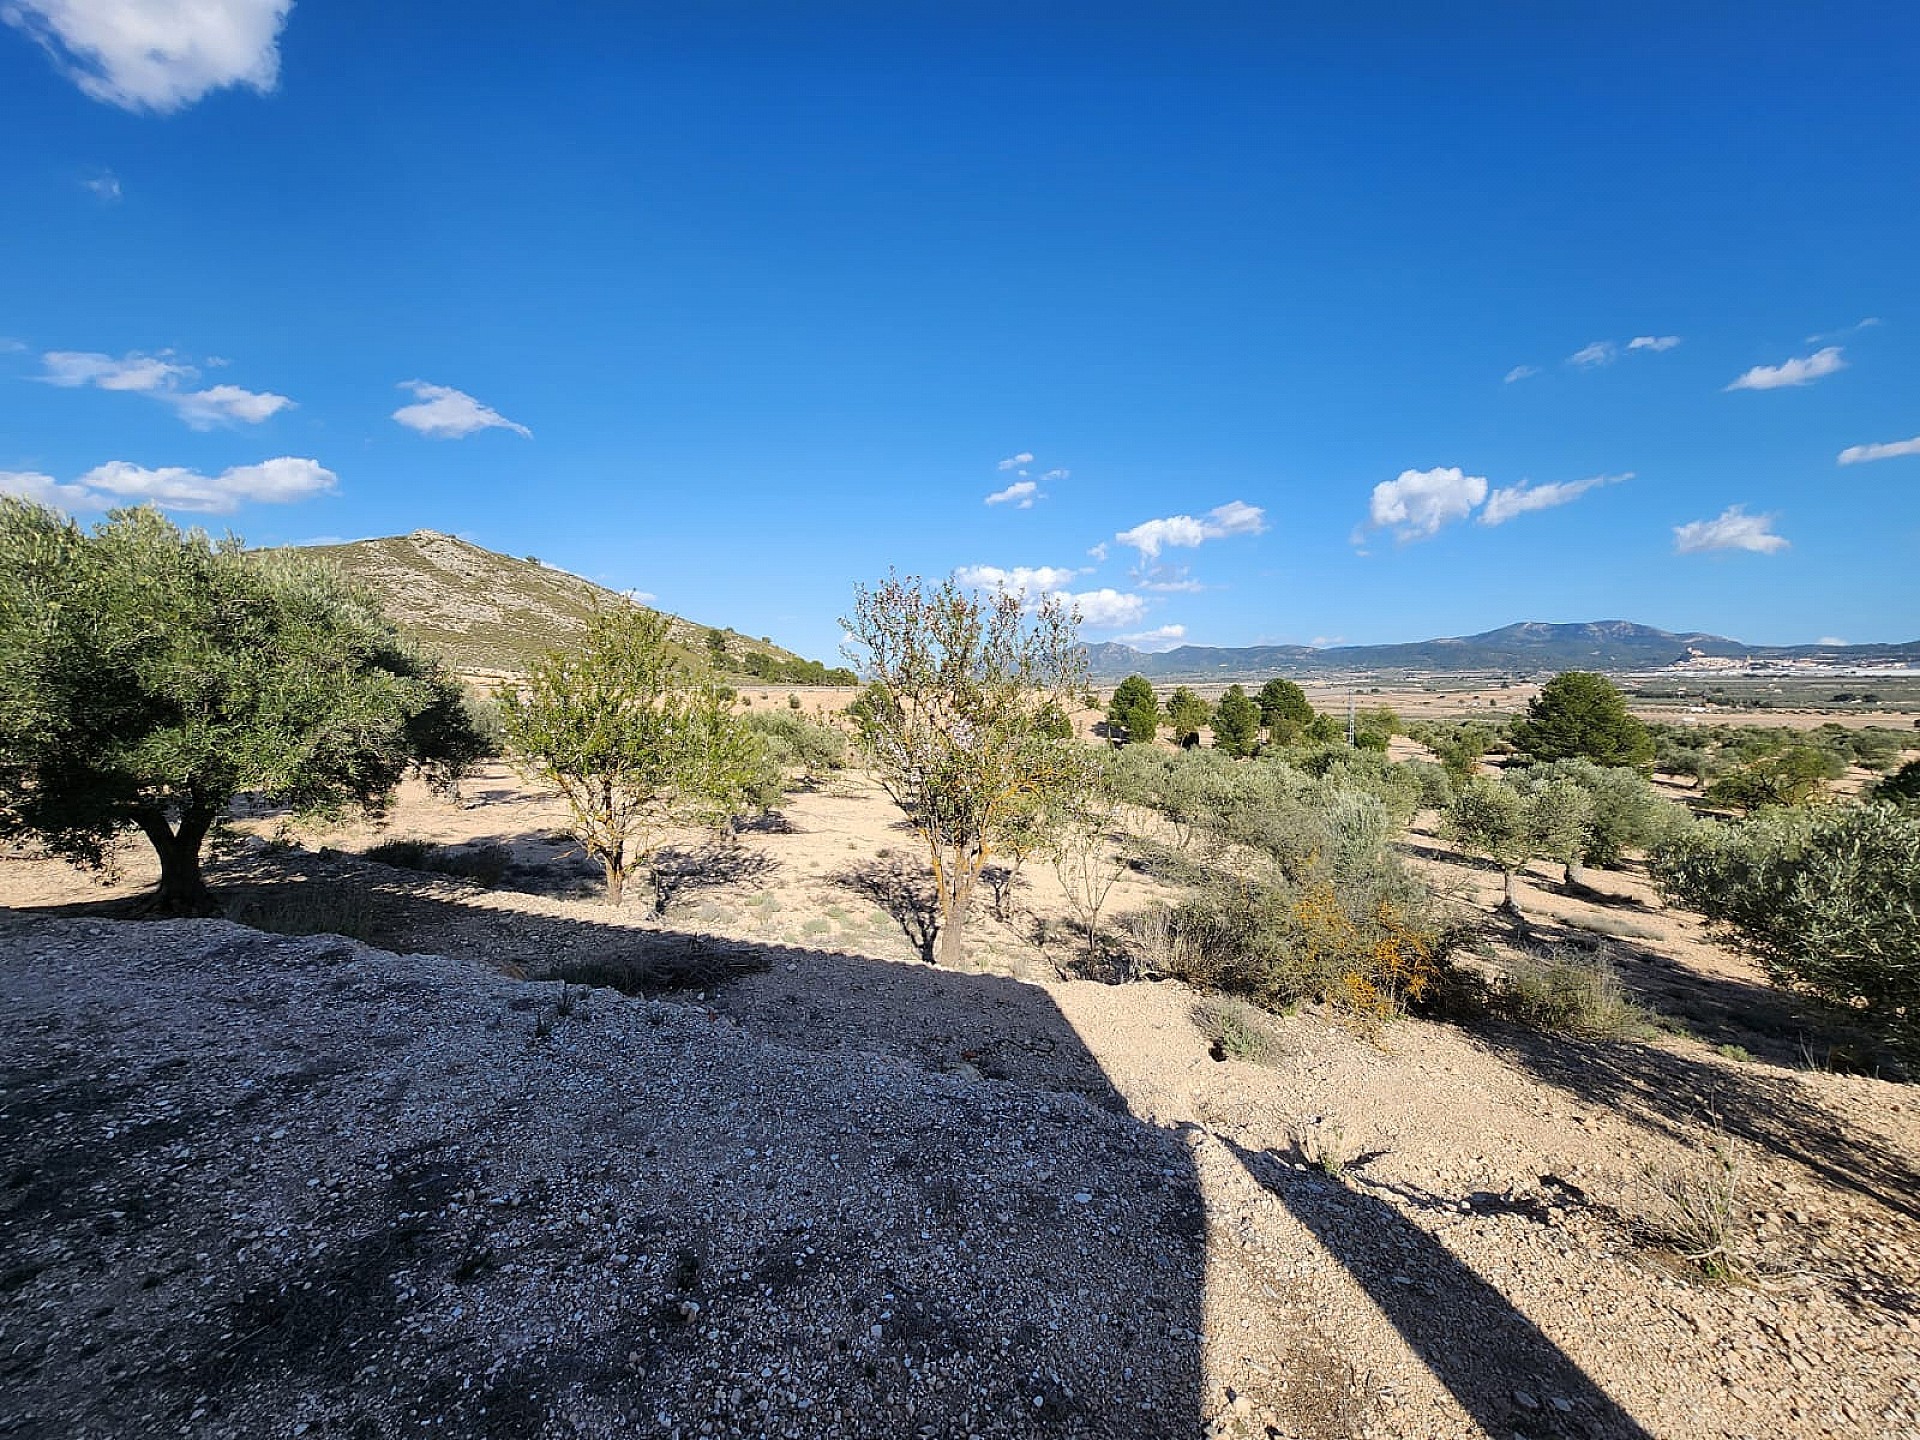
left=1084, top=620, right=1920, bottom=679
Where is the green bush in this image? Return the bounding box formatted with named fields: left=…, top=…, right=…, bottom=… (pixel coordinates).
left=1491, top=951, right=1654, bottom=1039
left=1653, top=804, right=1920, bottom=1059
left=1515, top=758, right=1692, bottom=868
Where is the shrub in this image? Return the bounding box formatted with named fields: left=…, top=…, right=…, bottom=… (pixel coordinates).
left=428, top=842, right=512, bottom=886
left=1491, top=951, right=1654, bottom=1039
left=1518, top=758, right=1692, bottom=868
left=1192, top=998, right=1285, bottom=1064
left=365, top=837, right=434, bottom=870
left=229, top=886, right=382, bottom=944
left=1653, top=804, right=1920, bottom=1059
left=1871, top=758, right=1920, bottom=810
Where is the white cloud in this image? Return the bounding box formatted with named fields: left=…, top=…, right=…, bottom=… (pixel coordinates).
left=1115, top=624, right=1186, bottom=652
left=1481, top=471, right=1629, bottom=526
left=1039, top=468, right=1069, bottom=482
left=0, top=469, right=99, bottom=510
left=392, top=381, right=531, bottom=439
left=0, top=455, right=334, bottom=513
left=1503, top=365, right=1539, bottom=384
left=1807, top=317, right=1882, bottom=343
left=1308, top=636, right=1345, bottom=648
left=952, top=564, right=1084, bottom=595
left=1086, top=542, right=1108, bottom=562
left=1673, top=505, right=1787, bottom=555
left=1817, top=636, right=1847, bottom=647
left=1568, top=341, right=1616, bottom=368
left=1065, top=589, right=1149, bottom=629
left=1628, top=335, right=1681, bottom=352
left=1363, top=466, right=1488, bottom=542
left=4, top=0, right=293, bottom=112
left=40, top=348, right=291, bottom=427
left=169, top=382, right=294, bottom=428
left=996, top=451, right=1034, bottom=471
left=1837, top=435, right=1920, bottom=465
left=83, top=169, right=121, bottom=201
left=1725, top=346, right=1846, bottom=392
left=0, top=336, right=25, bottom=353
left=984, top=479, right=1039, bottom=508
left=1116, top=499, right=1265, bottom=559
left=42, top=348, right=191, bottom=391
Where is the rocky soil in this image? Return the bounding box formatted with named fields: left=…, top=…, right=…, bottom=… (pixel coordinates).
left=3, top=768, right=1918, bottom=1438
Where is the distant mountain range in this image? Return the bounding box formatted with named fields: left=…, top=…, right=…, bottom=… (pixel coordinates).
left=291, top=531, right=824, bottom=676
left=1084, top=621, right=1920, bottom=680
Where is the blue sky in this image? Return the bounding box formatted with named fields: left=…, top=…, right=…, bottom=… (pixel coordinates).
left=3, top=2, right=1917, bottom=659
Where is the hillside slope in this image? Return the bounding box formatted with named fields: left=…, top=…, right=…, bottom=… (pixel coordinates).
left=293, top=531, right=821, bottom=676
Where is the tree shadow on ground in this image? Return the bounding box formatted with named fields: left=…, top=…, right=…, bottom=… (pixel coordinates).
left=831, top=854, right=939, bottom=962
left=648, top=842, right=781, bottom=916
left=1463, top=1017, right=1920, bottom=1225
left=0, top=889, right=1210, bottom=1438
left=1223, top=1138, right=1655, bottom=1440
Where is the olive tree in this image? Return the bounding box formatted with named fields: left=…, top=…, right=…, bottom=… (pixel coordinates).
left=0, top=501, right=485, bottom=915
left=1045, top=751, right=1131, bottom=972
left=842, top=572, right=1085, bottom=966
left=498, top=605, right=759, bottom=907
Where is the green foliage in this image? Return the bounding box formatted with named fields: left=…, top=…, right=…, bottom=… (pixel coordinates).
left=739, top=709, right=848, bottom=808
left=842, top=571, right=1085, bottom=965
left=1874, top=758, right=1920, bottom=810
left=1703, top=744, right=1845, bottom=812
left=1517, top=758, right=1692, bottom=866
left=498, top=605, right=759, bottom=906
left=1165, top=686, right=1211, bottom=741
left=1256, top=678, right=1313, bottom=740
left=1353, top=704, right=1400, bottom=752
left=1491, top=951, right=1654, bottom=1039
left=1211, top=684, right=1262, bottom=757
left=1510, top=671, right=1654, bottom=768
left=1653, top=805, right=1920, bottom=1059
left=0, top=501, right=482, bottom=913
left=1108, top=674, right=1159, bottom=745
left=1443, top=775, right=1533, bottom=899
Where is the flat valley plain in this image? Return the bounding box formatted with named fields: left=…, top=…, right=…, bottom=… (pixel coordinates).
left=4, top=706, right=1919, bottom=1439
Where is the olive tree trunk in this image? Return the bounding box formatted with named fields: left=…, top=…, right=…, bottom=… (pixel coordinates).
left=137, top=807, right=219, bottom=916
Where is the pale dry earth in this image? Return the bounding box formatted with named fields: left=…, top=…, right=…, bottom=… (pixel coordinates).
left=3, top=765, right=1918, bottom=1439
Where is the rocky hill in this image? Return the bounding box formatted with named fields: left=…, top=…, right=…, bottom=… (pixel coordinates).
left=1086, top=621, right=1920, bottom=680
left=291, top=531, right=824, bottom=677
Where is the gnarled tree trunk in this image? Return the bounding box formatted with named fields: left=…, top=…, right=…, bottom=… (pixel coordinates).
left=137, top=807, right=219, bottom=916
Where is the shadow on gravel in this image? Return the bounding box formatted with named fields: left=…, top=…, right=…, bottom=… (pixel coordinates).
left=1471, top=1024, right=1920, bottom=1225
left=0, top=894, right=1213, bottom=1438
left=832, top=854, right=941, bottom=962
left=1224, top=1138, right=1656, bottom=1440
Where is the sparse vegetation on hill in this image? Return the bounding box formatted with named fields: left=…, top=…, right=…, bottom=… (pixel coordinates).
left=296, top=530, right=850, bottom=681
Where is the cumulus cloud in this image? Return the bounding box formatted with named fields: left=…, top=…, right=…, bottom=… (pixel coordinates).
left=1725, top=346, right=1846, bottom=392
left=4, top=0, right=293, bottom=112
left=1568, top=341, right=1616, bottom=368
left=1115, top=624, right=1186, bottom=652
left=1115, top=500, right=1265, bottom=559
left=1064, top=589, right=1149, bottom=629
left=1481, top=472, right=1630, bottom=526
left=984, top=479, right=1038, bottom=508
left=1086, top=542, right=1108, bottom=562
left=995, top=451, right=1034, bottom=471
left=1363, top=466, right=1488, bottom=542
left=1837, top=435, right=1920, bottom=465
left=1503, top=365, right=1539, bottom=384
left=1673, top=505, right=1787, bottom=555
left=952, top=564, right=1084, bottom=596
left=1628, top=335, right=1681, bottom=352
left=0, top=469, right=100, bottom=510
left=392, top=381, right=531, bottom=439
left=40, top=348, right=291, bottom=428
left=0, top=455, right=335, bottom=514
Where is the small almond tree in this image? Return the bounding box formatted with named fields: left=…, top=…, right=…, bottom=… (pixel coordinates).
left=1047, top=752, right=1132, bottom=973
left=843, top=572, right=1085, bottom=966
left=499, top=606, right=758, bottom=906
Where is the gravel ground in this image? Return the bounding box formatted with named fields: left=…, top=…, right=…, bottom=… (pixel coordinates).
left=0, top=917, right=1208, bottom=1440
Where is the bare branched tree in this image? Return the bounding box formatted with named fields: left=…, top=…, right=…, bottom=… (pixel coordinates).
left=842, top=572, right=1085, bottom=965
